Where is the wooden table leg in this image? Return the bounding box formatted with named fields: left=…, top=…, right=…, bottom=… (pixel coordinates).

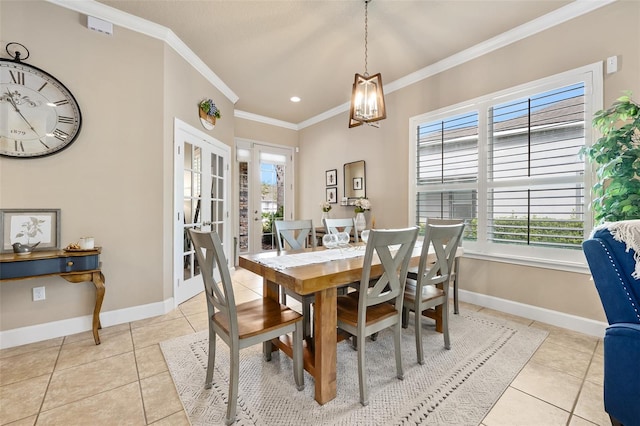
left=263, top=277, right=280, bottom=300
left=263, top=278, right=280, bottom=358
left=313, top=287, right=337, bottom=404
left=61, top=271, right=106, bottom=345
left=91, top=271, right=105, bottom=345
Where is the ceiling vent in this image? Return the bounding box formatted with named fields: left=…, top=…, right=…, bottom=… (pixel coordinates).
left=87, top=16, right=113, bottom=36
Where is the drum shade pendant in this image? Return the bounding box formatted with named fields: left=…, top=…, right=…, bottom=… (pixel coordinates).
left=349, top=0, right=386, bottom=128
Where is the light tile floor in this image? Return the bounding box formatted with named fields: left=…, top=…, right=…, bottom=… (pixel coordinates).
left=0, top=267, right=609, bottom=425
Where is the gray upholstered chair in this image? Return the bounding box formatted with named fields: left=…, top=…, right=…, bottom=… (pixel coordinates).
left=188, top=229, right=304, bottom=425
left=337, top=227, right=418, bottom=406
left=274, top=219, right=316, bottom=339
left=323, top=217, right=359, bottom=243
left=402, top=223, right=464, bottom=364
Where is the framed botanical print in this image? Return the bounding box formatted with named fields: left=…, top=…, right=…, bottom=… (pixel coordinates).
left=325, top=169, right=337, bottom=187
left=353, top=177, right=363, bottom=190
left=0, top=209, right=61, bottom=252
left=326, top=187, right=337, bottom=204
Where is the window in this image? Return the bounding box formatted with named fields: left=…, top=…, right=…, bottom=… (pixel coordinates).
left=410, top=63, right=602, bottom=269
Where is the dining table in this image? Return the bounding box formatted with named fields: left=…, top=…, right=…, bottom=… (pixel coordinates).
left=238, top=242, right=462, bottom=405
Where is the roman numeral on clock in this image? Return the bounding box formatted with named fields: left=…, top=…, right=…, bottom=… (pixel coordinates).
left=53, top=100, right=69, bottom=106
left=53, top=129, right=69, bottom=141
left=9, top=70, right=25, bottom=85
left=58, top=116, right=75, bottom=124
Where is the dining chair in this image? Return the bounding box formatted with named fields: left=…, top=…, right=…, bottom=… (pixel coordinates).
left=324, top=217, right=361, bottom=298
left=323, top=217, right=359, bottom=243
left=188, top=229, right=304, bottom=425
left=402, top=223, right=465, bottom=364
left=426, top=218, right=465, bottom=314
left=274, top=219, right=316, bottom=339
left=336, top=226, right=419, bottom=406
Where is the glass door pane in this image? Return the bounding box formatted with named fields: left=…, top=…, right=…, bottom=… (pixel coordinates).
left=182, top=143, right=202, bottom=281
left=260, top=161, right=285, bottom=250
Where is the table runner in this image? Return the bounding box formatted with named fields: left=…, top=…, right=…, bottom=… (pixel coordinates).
left=256, top=242, right=424, bottom=271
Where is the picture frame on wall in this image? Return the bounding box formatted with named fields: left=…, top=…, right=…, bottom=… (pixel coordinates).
left=326, top=187, right=337, bottom=204
left=353, top=177, right=363, bottom=191
left=325, top=169, right=337, bottom=187
left=0, top=209, right=61, bottom=253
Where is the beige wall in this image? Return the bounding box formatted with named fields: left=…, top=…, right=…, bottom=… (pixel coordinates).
left=0, top=1, right=233, bottom=332
left=1, top=0, right=637, bottom=341
left=234, top=119, right=298, bottom=148
left=162, top=46, right=235, bottom=299
left=298, top=1, right=640, bottom=323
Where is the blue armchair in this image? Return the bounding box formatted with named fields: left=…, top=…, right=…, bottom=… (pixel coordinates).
left=583, top=226, right=640, bottom=426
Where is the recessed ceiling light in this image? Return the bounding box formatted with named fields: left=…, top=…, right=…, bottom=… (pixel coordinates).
left=290, top=96, right=301, bottom=103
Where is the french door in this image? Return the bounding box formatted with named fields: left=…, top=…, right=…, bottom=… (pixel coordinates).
left=236, top=140, right=293, bottom=254
left=174, top=119, right=230, bottom=305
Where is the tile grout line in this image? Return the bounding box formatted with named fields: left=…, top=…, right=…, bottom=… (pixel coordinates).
left=131, top=321, right=152, bottom=425
left=32, top=336, right=65, bottom=423
left=565, top=342, right=599, bottom=425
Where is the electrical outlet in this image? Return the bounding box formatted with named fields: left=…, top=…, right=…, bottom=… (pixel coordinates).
left=33, top=286, right=46, bottom=301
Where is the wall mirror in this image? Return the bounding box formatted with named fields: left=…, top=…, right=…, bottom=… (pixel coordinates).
left=344, top=160, right=366, bottom=202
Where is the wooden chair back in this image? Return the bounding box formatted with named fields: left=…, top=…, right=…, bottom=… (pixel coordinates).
left=359, top=227, right=419, bottom=311
left=416, top=223, right=465, bottom=297
left=274, top=219, right=316, bottom=252
left=324, top=217, right=359, bottom=243
left=187, top=229, right=237, bottom=334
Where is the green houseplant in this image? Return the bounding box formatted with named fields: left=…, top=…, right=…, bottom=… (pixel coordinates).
left=199, top=98, right=221, bottom=119
left=583, top=92, right=640, bottom=223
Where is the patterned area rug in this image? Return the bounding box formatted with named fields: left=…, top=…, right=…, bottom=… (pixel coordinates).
left=160, top=311, right=547, bottom=425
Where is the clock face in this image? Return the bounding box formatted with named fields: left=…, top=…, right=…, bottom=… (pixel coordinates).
left=0, top=59, right=82, bottom=158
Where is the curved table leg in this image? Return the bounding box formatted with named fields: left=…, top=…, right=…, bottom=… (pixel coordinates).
left=61, top=271, right=105, bottom=345
left=92, top=271, right=106, bottom=344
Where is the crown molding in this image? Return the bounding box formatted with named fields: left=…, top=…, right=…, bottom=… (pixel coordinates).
left=45, top=0, right=615, bottom=130
left=234, top=110, right=298, bottom=131
left=298, top=0, right=616, bottom=130
left=44, top=0, right=239, bottom=104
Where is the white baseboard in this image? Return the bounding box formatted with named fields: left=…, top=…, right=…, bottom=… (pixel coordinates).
left=458, top=289, right=608, bottom=338
left=0, top=298, right=174, bottom=349
left=0, top=291, right=609, bottom=349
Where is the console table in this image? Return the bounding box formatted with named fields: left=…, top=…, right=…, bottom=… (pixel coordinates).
left=0, top=248, right=105, bottom=345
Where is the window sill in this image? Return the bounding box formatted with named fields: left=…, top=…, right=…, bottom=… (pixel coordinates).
left=462, top=249, right=591, bottom=274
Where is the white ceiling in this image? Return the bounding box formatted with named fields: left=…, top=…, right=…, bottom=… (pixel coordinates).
left=94, top=0, right=579, bottom=126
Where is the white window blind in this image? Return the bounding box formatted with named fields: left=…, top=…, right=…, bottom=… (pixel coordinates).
left=486, top=83, right=586, bottom=248
left=417, top=111, right=479, bottom=185
left=410, top=63, right=601, bottom=266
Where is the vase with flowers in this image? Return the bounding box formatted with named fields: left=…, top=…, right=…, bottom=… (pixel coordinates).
left=354, top=198, right=371, bottom=233
left=320, top=201, right=332, bottom=223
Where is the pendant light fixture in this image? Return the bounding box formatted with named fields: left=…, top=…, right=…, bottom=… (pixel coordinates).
left=349, top=0, right=386, bottom=128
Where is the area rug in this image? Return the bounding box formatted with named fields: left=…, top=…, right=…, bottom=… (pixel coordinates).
left=160, top=311, right=548, bottom=425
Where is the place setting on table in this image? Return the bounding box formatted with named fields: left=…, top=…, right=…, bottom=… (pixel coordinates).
left=256, top=231, right=372, bottom=271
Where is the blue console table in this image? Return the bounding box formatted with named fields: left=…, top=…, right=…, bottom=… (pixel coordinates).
left=0, top=248, right=105, bottom=344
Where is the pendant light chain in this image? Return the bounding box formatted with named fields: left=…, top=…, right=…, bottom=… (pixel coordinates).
left=348, top=0, right=386, bottom=128
left=364, top=0, right=369, bottom=77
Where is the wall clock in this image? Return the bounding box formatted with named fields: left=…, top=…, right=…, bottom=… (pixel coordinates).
left=0, top=43, right=82, bottom=158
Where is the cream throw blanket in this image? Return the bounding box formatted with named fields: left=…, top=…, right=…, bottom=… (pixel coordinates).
left=593, top=220, right=640, bottom=279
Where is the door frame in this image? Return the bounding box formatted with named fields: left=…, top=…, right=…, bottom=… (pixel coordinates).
left=174, top=118, right=231, bottom=306
left=235, top=138, right=295, bottom=254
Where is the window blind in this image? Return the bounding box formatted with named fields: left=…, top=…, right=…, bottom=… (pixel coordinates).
left=486, top=83, right=586, bottom=248
left=488, top=84, right=585, bottom=181
left=487, top=186, right=585, bottom=248
left=417, top=112, right=479, bottom=185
